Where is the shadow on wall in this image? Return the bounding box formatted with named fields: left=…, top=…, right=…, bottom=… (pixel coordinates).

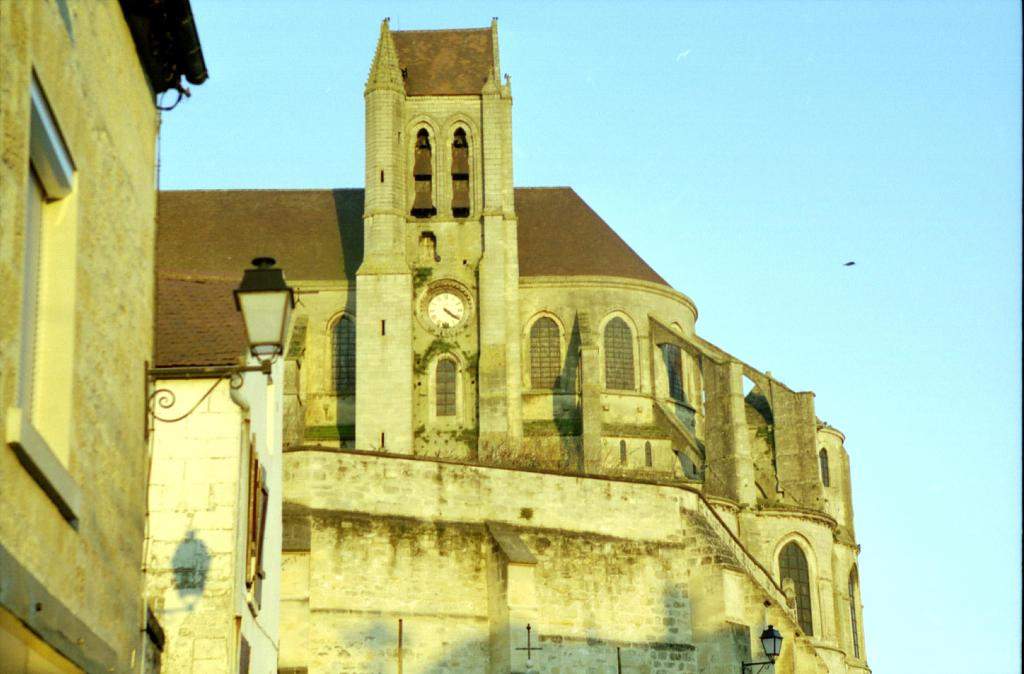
left=312, top=583, right=752, bottom=673
left=171, top=530, right=210, bottom=610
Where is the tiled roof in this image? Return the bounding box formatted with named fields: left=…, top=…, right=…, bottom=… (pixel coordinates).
left=154, top=275, right=246, bottom=367
left=157, top=189, right=364, bottom=281
left=392, top=28, right=493, bottom=96
left=515, top=188, right=668, bottom=286
left=155, top=187, right=669, bottom=365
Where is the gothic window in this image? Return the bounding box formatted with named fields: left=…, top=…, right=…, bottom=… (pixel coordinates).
left=619, top=440, right=627, bottom=465
left=412, top=129, right=435, bottom=217
left=819, top=448, right=830, bottom=487
left=530, top=317, right=561, bottom=389
left=779, top=542, right=814, bottom=635
left=849, top=568, right=861, bottom=658
left=644, top=441, right=653, bottom=467
left=451, top=127, right=470, bottom=217
left=604, top=317, right=635, bottom=390
left=436, top=358, right=457, bottom=417
left=659, top=343, right=685, bottom=402
left=332, top=316, right=356, bottom=395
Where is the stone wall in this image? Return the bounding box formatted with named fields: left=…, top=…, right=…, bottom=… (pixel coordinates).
left=0, top=2, right=158, bottom=670
left=280, top=449, right=835, bottom=673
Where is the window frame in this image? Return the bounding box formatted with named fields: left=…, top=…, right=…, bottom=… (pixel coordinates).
left=602, top=315, right=637, bottom=391
left=330, top=314, right=356, bottom=396
left=819, top=448, right=830, bottom=487
left=6, top=73, right=80, bottom=526
left=528, top=315, right=563, bottom=390
left=658, top=342, right=686, bottom=403
left=777, top=540, right=815, bottom=636
left=432, top=355, right=460, bottom=422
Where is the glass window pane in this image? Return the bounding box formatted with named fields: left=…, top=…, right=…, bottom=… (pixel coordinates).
left=332, top=317, right=356, bottom=395
left=604, top=318, right=635, bottom=390
left=530, top=317, right=561, bottom=389
left=436, top=359, right=456, bottom=416
left=780, top=542, right=814, bottom=635
left=659, top=343, right=685, bottom=402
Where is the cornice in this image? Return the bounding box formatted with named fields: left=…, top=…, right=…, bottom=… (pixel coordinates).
left=519, top=275, right=698, bottom=320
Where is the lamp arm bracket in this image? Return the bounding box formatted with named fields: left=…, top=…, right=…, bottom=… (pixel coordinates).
left=149, top=377, right=225, bottom=424
left=145, top=360, right=272, bottom=438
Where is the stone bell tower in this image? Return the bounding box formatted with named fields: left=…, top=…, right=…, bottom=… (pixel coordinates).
left=356, top=19, right=522, bottom=454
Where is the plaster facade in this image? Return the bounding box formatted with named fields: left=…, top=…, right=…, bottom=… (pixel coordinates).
left=145, top=360, right=284, bottom=674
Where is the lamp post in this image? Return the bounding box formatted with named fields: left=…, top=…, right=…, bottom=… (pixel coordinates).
left=741, top=625, right=782, bottom=674
left=146, top=257, right=294, bottom=435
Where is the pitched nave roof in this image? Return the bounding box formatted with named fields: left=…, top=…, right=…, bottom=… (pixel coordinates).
left=154, top=187, right=668, bottom=366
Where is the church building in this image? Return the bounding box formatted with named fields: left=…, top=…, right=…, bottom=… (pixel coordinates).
left=156, top=20, right=869, bottom=674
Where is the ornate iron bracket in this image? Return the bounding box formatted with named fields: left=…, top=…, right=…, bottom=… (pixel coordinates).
left=144, top=360, right=272, bottom=439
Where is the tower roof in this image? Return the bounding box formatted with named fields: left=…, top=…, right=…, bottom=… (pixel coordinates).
left=391, top=27, right=494, bottom=96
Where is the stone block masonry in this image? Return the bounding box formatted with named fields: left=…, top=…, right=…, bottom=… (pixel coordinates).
left=280, top=448, right=817, bottom=673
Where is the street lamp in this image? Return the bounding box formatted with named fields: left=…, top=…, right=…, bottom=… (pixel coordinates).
left=741, top=625, right=783, bottom=673
left=145, top=257, right=294, bottom=436
left=233, top=257, right=295, bottom=360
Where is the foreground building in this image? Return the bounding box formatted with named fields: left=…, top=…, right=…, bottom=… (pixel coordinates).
left=0, top=1, right=205, bottom=672
left=144, top=276, right=286, bottom=674
left=157, top=20, right=869, bottom=673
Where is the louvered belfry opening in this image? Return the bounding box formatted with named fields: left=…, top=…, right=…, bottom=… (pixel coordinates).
left=451, top=128, right=470, bottom=217
left=412, top=129, right=436, bottom=217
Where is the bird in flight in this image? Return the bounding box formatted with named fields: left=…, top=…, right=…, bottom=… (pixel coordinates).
left=844, top=261, right=856, bottom=267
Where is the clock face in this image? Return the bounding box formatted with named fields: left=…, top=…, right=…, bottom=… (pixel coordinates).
left=427, top=292, right=466, bottom=329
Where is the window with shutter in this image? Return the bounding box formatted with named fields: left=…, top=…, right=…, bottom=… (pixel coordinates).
left=7, top=75, right=81, bottom=524
left=451, top=128, right=470, bottom=217
left=411, top=129, right=435, bottom=217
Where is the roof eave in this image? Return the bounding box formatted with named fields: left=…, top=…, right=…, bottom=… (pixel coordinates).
left=120, top=0, right=209, bottom=96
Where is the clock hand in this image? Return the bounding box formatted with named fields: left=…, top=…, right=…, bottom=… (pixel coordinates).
left=444, top=308, right=460, bottom=320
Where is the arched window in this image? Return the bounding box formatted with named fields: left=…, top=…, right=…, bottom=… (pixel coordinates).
left=644, top=441, right=653, bottom=467
left=435, top=358, right=457, bottom=417
left=659, top=343, right=685, bottom=402
left=451, top=128, right=470, bottom=217
left=412, top=129, right=435, bottom=217
left=819, top=448, right=830, bottom=487
left=619, top=440, right=627, bottom=465
left=603, top=317, right=635, bottom=390
left=530, top=317, right=561, bottom=389
left=332, top=316, right=356, bottom=395
left=779, top=542, right=814, bottom=635
left=849, top=568, right=860, bottom=658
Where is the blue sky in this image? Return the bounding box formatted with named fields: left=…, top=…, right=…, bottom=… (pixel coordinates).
left=160, top=2, right=1022, bottom=671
